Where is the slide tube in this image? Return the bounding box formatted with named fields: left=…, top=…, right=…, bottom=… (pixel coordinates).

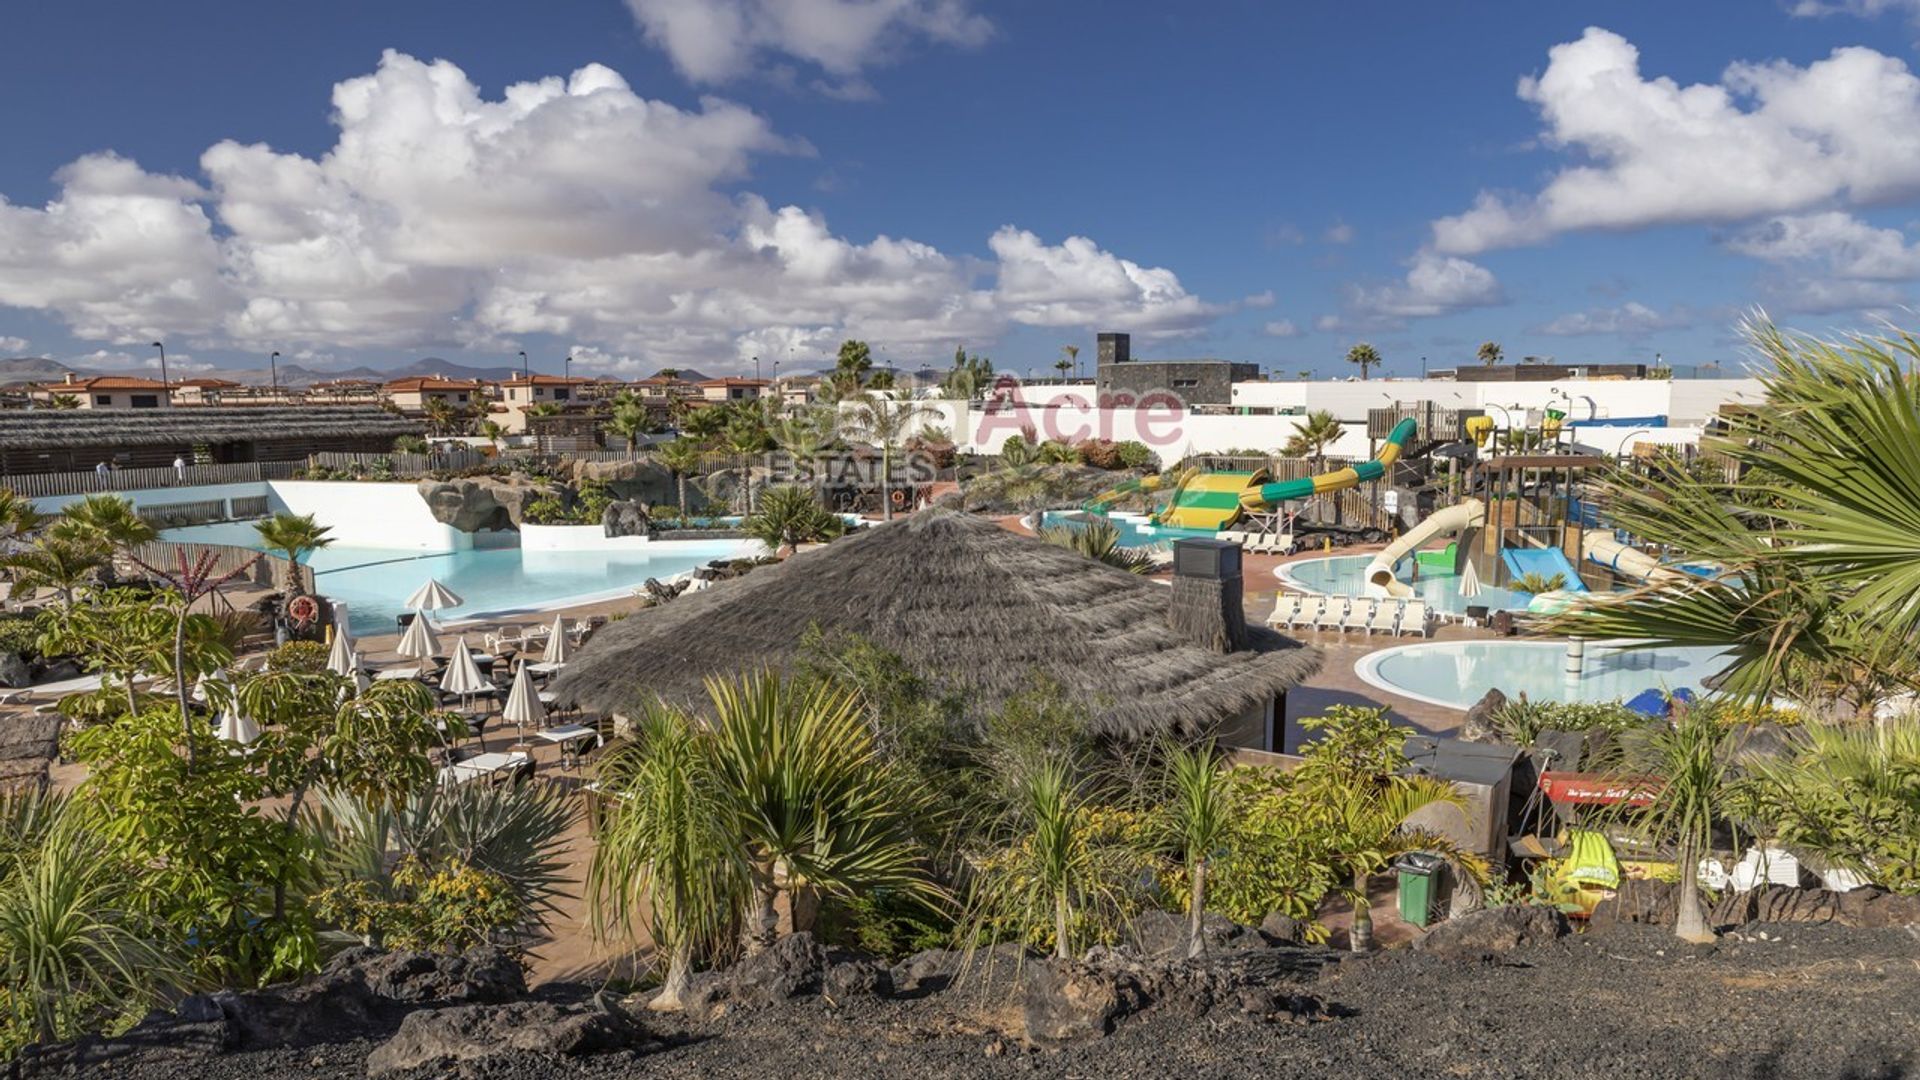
left=1582, top=532, right=1684, bottom=586
left=1362, top=498, right=1486, bottom=598
left=1240, top=417, right=1419, bottom=510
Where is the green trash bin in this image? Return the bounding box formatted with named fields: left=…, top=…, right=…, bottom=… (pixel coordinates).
left=1394, top=852, right=1447, bottom=928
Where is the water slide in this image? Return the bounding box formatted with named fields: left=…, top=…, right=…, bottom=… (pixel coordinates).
left=1083, top=468, right=1191, bottom=514
left=1501, top=546, right=1588, bottom=592
left=1156, top=470, right=1263, bottom=530
left=1581, top=532, right=1685, bottom=585
left=1362, top=497, right=1485, bottom=598
left=1237, top=417, right=1420, bottom=512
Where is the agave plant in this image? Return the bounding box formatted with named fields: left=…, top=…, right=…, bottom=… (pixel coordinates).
left=1036, top=519, right=1156, bottom=574
left=1616, top=704, right=1741, bottom=943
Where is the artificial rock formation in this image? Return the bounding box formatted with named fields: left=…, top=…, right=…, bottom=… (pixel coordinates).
left=416, top=475, right=554, bottom=531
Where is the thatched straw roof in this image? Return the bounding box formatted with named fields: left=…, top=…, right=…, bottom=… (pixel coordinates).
left=0, top=406, right=420, bottom=449
left=553, top=509, right=1322, bottom=740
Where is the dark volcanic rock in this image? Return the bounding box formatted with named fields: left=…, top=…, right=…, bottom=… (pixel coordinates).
left=1125, top=909, right=1267, bottom=958
left=823, top=959, right=892, bottom=1001
left=602, top=499, right=652, bottom=539
left=349, top=946, right=525, bottom=1005
left=0, top=650, right=30, bottom=688
left=724, top=932, right=828, bottom=1006
left=1414, top=904, right=1569, bottom=956
left=416, top=475, right=552, bottom=532
left=1022, top=961, right=1139, bottom=1046
left=1459, top=688, right=1508, bottom=742
left=365, top=999, right=645, bottom=1076
left=1593, top=882, right=1920, bottom=932
left=1259, top=911, right=1307, bottom=945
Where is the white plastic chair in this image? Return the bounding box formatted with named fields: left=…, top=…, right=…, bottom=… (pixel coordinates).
left=1268, top=594, right=1302, bottom=629
left=1366, top=601, right=1401, bottom=637
left=1402, top=601, right=1432, bottom=637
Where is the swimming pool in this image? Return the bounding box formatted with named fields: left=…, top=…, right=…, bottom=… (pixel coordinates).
left=1280, top=554, right=1539, bottom=617
left=1041, top=511, right=1215, bottom=548
left=163, top=521, right=761, bottom=635
left=1356, top=639, right=1734, bottom=711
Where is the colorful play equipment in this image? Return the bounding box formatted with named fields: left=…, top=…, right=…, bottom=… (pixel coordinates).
left=1154, top=469, right=1268, bottom=530
left=1239, top=417, right=1419, bottom=511
left=1151, top=417, right=1421, bottom=532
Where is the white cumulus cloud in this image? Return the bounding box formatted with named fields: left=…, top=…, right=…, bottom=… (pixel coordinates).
left=1432, top=28, right=1920, bottom=255
left=1331, top=250, right=1505, bottom=330
left=1726, top=212, right=1920, bottom=280
left=1262, top=319, right=1302, bottom=338
left=625, top=0, right=991, bottom=87
left=0, top=336, right=27, bottom=354
left=0, top=51, right=1214, bottom=370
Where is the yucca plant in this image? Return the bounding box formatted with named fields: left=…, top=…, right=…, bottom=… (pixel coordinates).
left=1739, top=723, right=1920, bottom=893
left=703, top=671, right=937, bottom=954
left=742, top=485, right=844, bottom=554
left=1151, top=740, right=1236, bottom=959
left=588, top=705, right=746, bottom=1010
left=1617, top=704, right=1742, bottom=943
left=1036, top=519, right=1156, bottom=574
left=0, top=794, right=178, bottom=1048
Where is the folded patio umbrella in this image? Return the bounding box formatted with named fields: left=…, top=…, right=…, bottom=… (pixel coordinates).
left=1457, top=558, right=1481, bottom=599
left=397, top=610, right=441, bottom=662
left=326, top=628, right=358, bottom=678
left=540, top=615, right=570, bottom=665
left=502, top=659, right=545, bottom=740
left=405, top=578, right=464, bottom=612
left=439, top=635, right=490, bottom=698
left=216, top=700, right=260, bottom=746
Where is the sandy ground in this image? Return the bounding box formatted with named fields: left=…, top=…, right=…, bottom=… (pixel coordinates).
left=23, top=517, right=1480, bottom=986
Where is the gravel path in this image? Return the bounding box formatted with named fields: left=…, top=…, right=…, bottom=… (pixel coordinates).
left=74, top=922, right=1920, bottom=1080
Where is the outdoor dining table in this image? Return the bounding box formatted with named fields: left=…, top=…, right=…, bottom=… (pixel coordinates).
left=437, top=750, right=528, bottom=787
left=535, top=723, right=600, bottom=769
left=375, top=666, right=424, bottom=681
left=525, top=660, right=567, bottom=677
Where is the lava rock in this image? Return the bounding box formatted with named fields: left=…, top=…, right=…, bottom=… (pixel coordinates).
left=350, top=946, right=526, bottom=1005
left=602, top=499, right=652, bottom=539
left=1259, top=911, right=1307, bottom=946
left=417, top=476, right=553, bottom=532
left=725, top=932, right=828, bottom=1007
left=0, top=651, right=30, bottom=688
left=1126, top=909, right=1267, bottom=958
left=1414, top=904, right=1569, bottom=956
left=365, top=999, right=645, bottom=1076
left=1022, top=961, right=1140, bottom=1046
left=823, top=959, right=892, bottom=1001
left=1459, top=688, right=1508, bottom=742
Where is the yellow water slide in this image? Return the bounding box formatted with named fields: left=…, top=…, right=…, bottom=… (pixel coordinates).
left=1155, top=469, right=1266, bottom=530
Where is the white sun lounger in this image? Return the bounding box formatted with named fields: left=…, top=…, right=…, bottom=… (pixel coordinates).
left=1338, top=600, right=1373, bottom=634
left=1268, top=594, right=1302, bottom=628
left=1313, top=598, right=1347, bottom=632
left=1366, top=601, right=1402, bottom=637
left=1401, top=600, right=1432, bottom=637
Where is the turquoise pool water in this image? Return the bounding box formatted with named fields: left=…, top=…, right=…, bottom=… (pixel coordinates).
left=1281, top=554, right=1537, bottom=617
left=163, top=522, right=758, bottom=635
left=1357, top=639, right=1734, bottom=710
left=1041, top=511, right=1216, bottom=548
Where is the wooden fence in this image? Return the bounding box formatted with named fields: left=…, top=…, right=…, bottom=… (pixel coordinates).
left=136, top=499, right=229, bottom=529
left=2, top=460, right=301, bottom=499
left=127, top=540, right=314, bottom=595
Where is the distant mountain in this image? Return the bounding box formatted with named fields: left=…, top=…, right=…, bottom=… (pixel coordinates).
left=396, top=356, right=522, bottom=381
left=0, top=357, right=83, bottom=386
left=644, top=367, right=713, bottom=383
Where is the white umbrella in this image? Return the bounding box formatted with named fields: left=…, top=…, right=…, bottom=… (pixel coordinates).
left=353, top=654, right=371, bottom=695
left=1457, top=558, right=1481, bottom=599
left=439, top=635, right=490, bottom=697
left=397, top=611, right=441, bottom=662
left=216, top=698, right=260, bottom=746
left=326, top=628, right=358, bottom=678
left=405, top=578, right=464, bottom=612
left=540, top=615, right=570, bottom=665
left=193, top=667, right=230, bottom=705
left=502, top=659, right=545, bottom=741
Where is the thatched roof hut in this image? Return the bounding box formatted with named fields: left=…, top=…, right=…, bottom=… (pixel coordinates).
left=0, top=406, right=421, bottom=472
left=553, top=509, right=1321, bottom=742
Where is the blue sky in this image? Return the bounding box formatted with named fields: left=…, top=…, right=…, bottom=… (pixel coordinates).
left=0, top=0, right=1915, bottom=378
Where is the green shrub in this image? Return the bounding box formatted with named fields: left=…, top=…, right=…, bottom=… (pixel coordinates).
left=1489, top=698, right=1646, bottom=746
left=0, top=616, right=40, bottom=661
left=1075, top=439, right=1122, bottom=470
left=1114, top=441, right=1158, bottom=470
left=265, top=640, right=327, bottom=673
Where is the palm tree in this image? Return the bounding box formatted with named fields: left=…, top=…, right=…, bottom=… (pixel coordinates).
left=1619, top=705, right=1738, bottom=943
left=1283, top=409, right=1344, bottom=472
left=722, top=418, right=771, bottom=515
left=1053, top=355, right=1073, bottom=380
left=1154, top=740, right=1235, bottom=959
left=1063, top=344, right=1081, bottom=380
left=479, top=420, right=506, bottom=451
left=1, top=537, right=107, bottom=609
left=254, top=512, right=333, bottom=596
left=743, top=485, right=844, bottom=555
left=588, top=707, right=745, bottom=1010
left=1346, top=343, right=1382, bottom=381
left=841, top=391, right=937, bottom=522
left=703, top=672, right=933, bottom=955
left=1477, top=341, right=1504, bottom=366
left=0, top=490, right=46, bottom=541
left=1036, top=519, right=1155, bottom=574
left=1509, top=571, right=1567, bottom=595
left=52, top=493, right=155, bottom=558
left=605, top=402, right=649, bottom=459
left=654, top=439, right=706, bottom=521
left=831, top=340, right=873, bottom=396
left=422, top=397, right=457, bottom=436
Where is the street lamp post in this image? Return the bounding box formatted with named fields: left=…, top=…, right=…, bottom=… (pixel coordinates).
left=270, top=351, right=280, bottom=398
left=753, top=355, right=760, bottom=381
left=518, top=350, right=529, bottom=380
left=564, top=354, right=572, bottom=381
left=151, top=342, right=168, bottom=388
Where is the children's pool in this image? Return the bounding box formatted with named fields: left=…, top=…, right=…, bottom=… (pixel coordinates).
left=1356, top=639, right=1735, bottom=711
left=163, top=521, right=761, bottom=636
left=1280, top=554, right=1540, bottom=617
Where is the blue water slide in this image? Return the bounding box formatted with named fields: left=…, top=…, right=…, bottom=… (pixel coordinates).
left=1500, top=546, right=1589, bottom=592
